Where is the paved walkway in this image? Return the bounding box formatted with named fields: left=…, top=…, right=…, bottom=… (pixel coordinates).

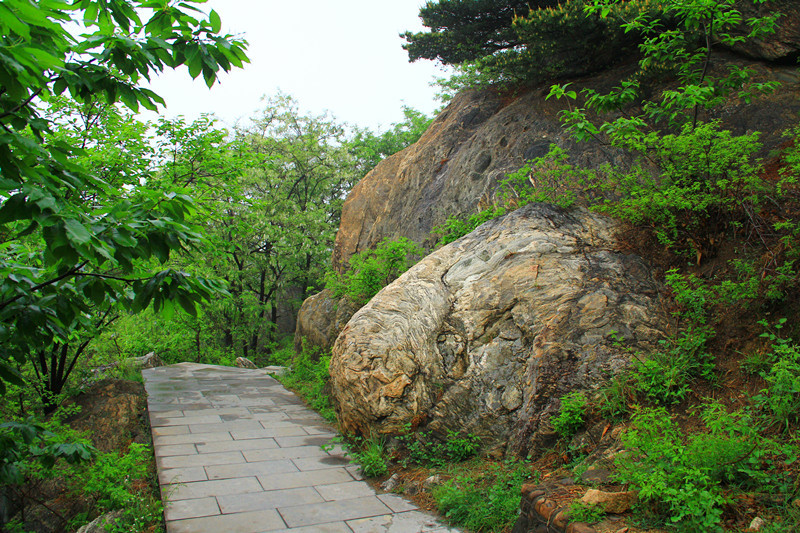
left=143, top=363, right=457, bottom=533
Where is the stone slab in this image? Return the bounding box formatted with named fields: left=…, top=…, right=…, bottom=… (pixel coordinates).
left=167, top=476, right=263, bottom=501
left=167, top=509, right=286, bottom=533
left=257, top=468, right=354, bottom=491
left=205, top=459, right=299, bottom=480
left=217, top=486, right=324, bottom=514
left=278, top=496, right=392, bottom=528
left=164, top=496, right=219, bottom=521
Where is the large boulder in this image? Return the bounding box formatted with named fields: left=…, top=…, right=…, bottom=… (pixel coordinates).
left=294, top=289, right=361, bottom=356
left=329, top=204, right=668, bottom=456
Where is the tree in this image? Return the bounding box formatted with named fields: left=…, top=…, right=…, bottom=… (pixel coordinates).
left=347, top=106, right=433, bottom=177
left=401, top=0, right=557, bottom=64
left=0, top=0, right=248, bottom=410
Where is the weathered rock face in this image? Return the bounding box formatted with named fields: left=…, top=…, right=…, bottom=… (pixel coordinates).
left=293, top=288, right=361, bottom=355
left=329, top=204, right=667, bottom=455
left=330, top=59, right=800, bottom=275
left=730, top=0, right=800, bottom=62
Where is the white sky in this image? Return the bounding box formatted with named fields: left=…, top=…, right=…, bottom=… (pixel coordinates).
left=144, top=0, right=448, bottom=132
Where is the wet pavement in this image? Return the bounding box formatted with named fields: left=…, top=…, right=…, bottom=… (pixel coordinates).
left=143, top=363, right=458, bottom=533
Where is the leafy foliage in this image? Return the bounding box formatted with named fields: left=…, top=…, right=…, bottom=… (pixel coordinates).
left=276, top=339, right=335, bottom=422
left=349, top=437, right=389, bottom=478
left=433, top=460, right=530, bottom=532
left=347, top=107, right=433, bottom=175
left=0, top=0, right=248, bottom=409
left=614, top=404, right=788, bottom=531
left=326, top=237, right=424, bottom=306
left=552, top=392, right=587, bottom=439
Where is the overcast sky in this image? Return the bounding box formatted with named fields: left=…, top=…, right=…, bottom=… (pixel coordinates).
left=144, top=0, right=448, bottom=132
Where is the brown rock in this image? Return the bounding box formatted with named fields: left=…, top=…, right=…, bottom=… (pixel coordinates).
left=565, top=523, right=597, bottom=533
left=581, top=489, right=639, bottom=514
left=294, top=288, right=361, bottom=356
left=729, top=0, right=800, bottom=61
left=330, top=60, right=800, bottom=278
left=534, top=498, right=558, bottom=522
left=551, top=508, right=571, bottom=529
left=65, top=379, right=146, bottom=452
left=329, top=205, right=668, bottom=454
left=235, top=357, right=257, bottom=369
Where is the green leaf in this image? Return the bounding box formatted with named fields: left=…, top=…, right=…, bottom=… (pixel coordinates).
left=63, top=219, right=92, bottom=245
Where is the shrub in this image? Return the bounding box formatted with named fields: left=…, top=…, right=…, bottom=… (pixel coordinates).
left=433, top=460, right=530, bottom=532
left=552, top=392, right=587, bottom=439
left=615, top=404, right=766, bottom=531
left=399, top=429, right=481, bottom=467
left=432, top=206, right=506, bottom=248
left=325, top=237, right=424, bottom=306
left=276, top=339, right=335, bottom=422
left=350, top=437, right=389, bottom=478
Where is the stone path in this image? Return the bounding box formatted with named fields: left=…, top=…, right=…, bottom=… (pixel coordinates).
left=143, top=363, right=457, bottom=533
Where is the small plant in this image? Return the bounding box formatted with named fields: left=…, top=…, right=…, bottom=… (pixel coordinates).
left=432, top=206, right=506, bottom=247
left=569, top=500, right=605, bottom=524
left=350, top=437, right=389, bottom=478
left=552, top=391, right=587, bottom=439
left=615, top=404, right=768, bottom=532
left=433, top=459, right=531, bottom=532
left=276, top=338, right=335, bottom=422
left=443, top=430, right=481, bottom=462
left=325, top=237, right=424, bottom=306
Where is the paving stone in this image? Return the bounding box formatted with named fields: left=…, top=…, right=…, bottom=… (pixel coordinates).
left=274, top=435, right=337, bottom=448
left=145, top=364, right=458, bottom=532
left=166, top=509, right=286, bottom=533
left=315, top=480, right=377, bottom=501
left=205, top=459, right=299, bottom=480
left=230, top=427, right=308, bottom=440
left=278, top=496, right=392, bottom=528
left=257, top=468, right=354, bottom=491
left=195, top=437, right=279, bottom=454
left=167, top=476, right=263, bottom=501
left=347, top=510, right=456, bottom=532
left=154, top=444, right=197, bottom=457
left=152, top=415, right=223, bottom=427
left=217, top=486, right=324, bottom=514
left=188, top=420, right=264, bottom=433
left=152, top=425, right=190, bottom=437
left=164, top=496, right=220, bottom=521
left=291, top=455, right=350, bottom=472
left=378, top=493, right=419, bottom=513
left=155, top=431, right=232, bottom=446
left=158, top=451, right=244, bottom=469
left=242, top=445, right=329, bottom=462
left=158, top=467, right=208, bottom=486
left=268, top=522, right=351, bottom=533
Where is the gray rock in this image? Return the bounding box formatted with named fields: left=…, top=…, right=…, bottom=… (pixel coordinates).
left=76, top=511, right=123, bottom=533
left=422, top=475, right=443, bottom=490
left=235, top=357, right=257, bottom=369
left=381, top=473, right=400, bottom=492
left=129, top=351, right=162, bottom=369
left=330, top=204, right=667, bottom=455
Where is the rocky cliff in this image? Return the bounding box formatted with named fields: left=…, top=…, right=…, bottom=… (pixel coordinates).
left=296, top=56, right=800, bottom=354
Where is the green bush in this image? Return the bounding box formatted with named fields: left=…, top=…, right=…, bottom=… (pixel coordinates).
left=432, top=206, right=507, bottom=248
left=399, top=429, right=480, bottom=467
left=276, top=339, right=335, bottom=422
left=755, top=342, right=800, bottom=431
left=552, top=391, right=587, bottom=439
left=350, top=437, right=389, bottom=478
left=325, top=237, right=424, bottom=306
left=615, top=404, right=767, bottom=531
left=433, top=460, right=530, bottom=532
